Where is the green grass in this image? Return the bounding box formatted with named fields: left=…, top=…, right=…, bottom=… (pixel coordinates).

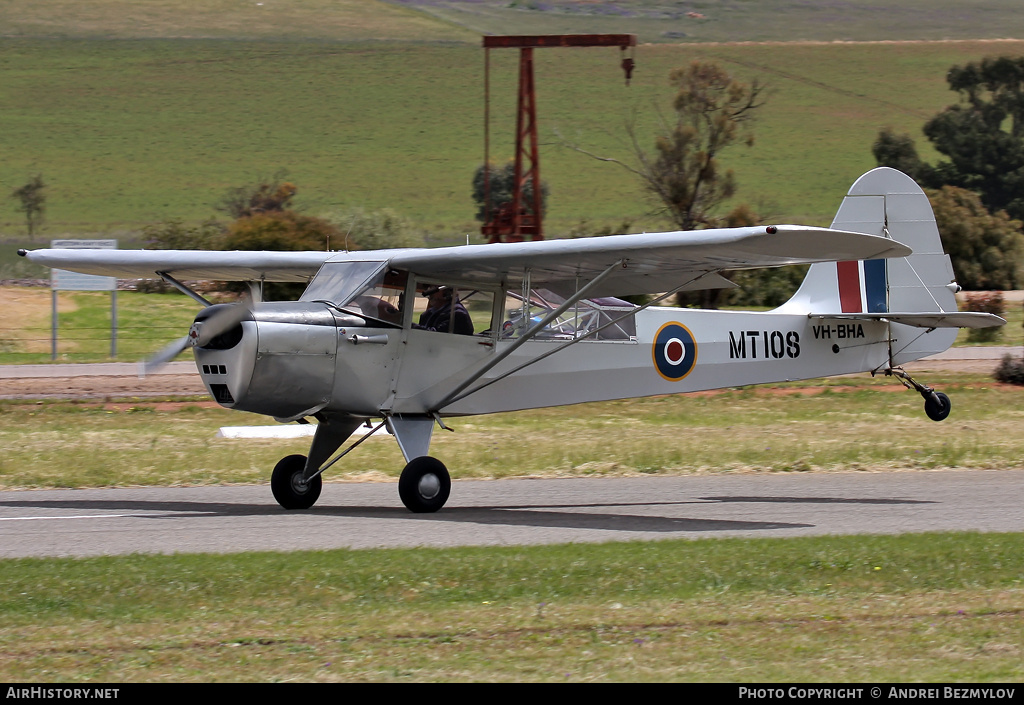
left=1, top=532, right=1022, bottom=681
left=0, top=288, right=215, bottom=363
left=2, top=379, right=1022, bottom=489
left=3, top=34, right=1024, bottom=239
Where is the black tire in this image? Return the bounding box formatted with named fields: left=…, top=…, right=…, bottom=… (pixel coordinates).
left=271, top=454, right=322, bottom=510
left=924, top=392, right=951, bottom=422
left=398, top=456, right=451, bottom=513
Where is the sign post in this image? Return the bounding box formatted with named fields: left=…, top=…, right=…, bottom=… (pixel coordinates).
left=50, top=239, right=118, bottom=360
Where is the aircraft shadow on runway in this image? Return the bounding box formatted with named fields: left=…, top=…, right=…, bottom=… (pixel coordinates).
left=0, top=493, right=939, bottom=535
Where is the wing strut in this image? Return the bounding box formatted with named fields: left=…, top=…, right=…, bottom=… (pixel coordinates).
left=435, top=270, right=721, bottom=411
left=159, top=272, right=213, bottom=307
left=430, top=259, right=624, bottom=411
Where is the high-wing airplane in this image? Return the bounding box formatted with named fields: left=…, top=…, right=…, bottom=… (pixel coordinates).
left=19, top=168, right=1005, bottom=513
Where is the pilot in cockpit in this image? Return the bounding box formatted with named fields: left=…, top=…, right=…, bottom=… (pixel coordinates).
left=415, top=285, right=474, bottom=335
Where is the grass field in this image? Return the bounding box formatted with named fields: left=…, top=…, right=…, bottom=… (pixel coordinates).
left=2, top=2, right=1024, bottom=241
left=1, top=532, right=1022, bottom=681
left=2, top=375, right=1022, bottom=489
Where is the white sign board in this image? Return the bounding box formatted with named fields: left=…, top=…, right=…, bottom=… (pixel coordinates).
left=51, top=239, right=118, bottom=291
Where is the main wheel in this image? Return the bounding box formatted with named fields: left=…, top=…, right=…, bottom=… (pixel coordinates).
left=398, top=456, right=451, bottom=513
left=924, top=391, right=951, bottom=422
left=271, top=454, right=322, bottom=510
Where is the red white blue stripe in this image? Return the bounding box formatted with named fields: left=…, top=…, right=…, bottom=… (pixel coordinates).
left=837, top=259, right=887, bottom=313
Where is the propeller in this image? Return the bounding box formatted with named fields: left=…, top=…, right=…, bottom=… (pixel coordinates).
left=138, top=301, right=253, bottom=378
left=138, top=335, right=192, bottom=378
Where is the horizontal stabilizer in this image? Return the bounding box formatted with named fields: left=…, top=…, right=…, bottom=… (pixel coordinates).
left=810, top=312, right=1006, bottom=329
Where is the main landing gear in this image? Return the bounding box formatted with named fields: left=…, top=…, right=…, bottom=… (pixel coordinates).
left=269, top=415, right=453, bottom=514
left=884, top=367, right=952, bottom=422
left=270, top=452, right=451, bottom=513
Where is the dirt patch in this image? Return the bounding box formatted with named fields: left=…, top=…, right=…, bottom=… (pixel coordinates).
left=0, top=374, right=207, bottom=400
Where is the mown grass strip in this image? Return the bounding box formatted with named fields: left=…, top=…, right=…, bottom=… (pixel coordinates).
left=0, top=532, right=1021, bottom=681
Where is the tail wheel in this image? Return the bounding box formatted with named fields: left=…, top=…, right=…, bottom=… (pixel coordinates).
left=271, top=454, right=323, bottom=510
left=924, top=392, right=951, bottom=422
left=399, top=456, right=451, bottom=513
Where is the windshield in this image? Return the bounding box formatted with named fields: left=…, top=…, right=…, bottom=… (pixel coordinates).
left=300, top=261, right=406, bottom=325
left=300, top=261, right=386, bottom=306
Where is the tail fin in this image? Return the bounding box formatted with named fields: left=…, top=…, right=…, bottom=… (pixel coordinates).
left=777, top=167, right=1002, bottom=365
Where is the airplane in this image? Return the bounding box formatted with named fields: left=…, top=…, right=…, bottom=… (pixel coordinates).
left=18, top=167, right=1005, bottom=513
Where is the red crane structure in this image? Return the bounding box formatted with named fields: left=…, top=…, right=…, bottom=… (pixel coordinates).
left=480, top=34, right=637, bottom=243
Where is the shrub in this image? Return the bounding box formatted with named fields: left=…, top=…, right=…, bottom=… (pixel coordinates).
left=964, top=291, right=1005, bottom=343
left=143, top=218, right=224, bottom=250
left=323, top=207, right=424, bottom=251
left=994, top=353, right=1024, bottom=385
left=929, top=186, right=1024, bottom=291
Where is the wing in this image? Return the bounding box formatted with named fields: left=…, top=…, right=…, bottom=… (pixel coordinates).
left=20, top=225, right=911, bottom=296
left=383, top=225, right=912, bottom=297
left=18, top=248, right=337, bottom=282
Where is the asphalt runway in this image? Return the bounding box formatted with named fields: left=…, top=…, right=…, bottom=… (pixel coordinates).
left=1, top=469, right=1021, bottom=558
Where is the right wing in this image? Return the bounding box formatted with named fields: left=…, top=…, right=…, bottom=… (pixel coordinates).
left=383, top=225, right=912, bottom=297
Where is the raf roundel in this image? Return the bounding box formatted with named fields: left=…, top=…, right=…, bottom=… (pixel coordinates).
left=652, top=322, right=697, bottom=381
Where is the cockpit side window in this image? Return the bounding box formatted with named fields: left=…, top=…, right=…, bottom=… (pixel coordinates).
left=412, top=283, right=496, bottom=336
left=502, top=288, right=637, bottom=341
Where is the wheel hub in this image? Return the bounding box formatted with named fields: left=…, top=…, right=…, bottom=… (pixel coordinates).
left=418, top=473, right=441, bottom=500
left=290, top=472, right=310, bottom=494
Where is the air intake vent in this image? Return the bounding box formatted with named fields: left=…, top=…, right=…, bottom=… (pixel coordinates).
left=210, top=384, right=234, bottom=404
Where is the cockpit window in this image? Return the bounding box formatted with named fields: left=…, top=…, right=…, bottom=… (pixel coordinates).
left=301, top=261, right=386, bottom=306
left=503, top=288, right=637, bottom=341
left=300, top=261, right=406, bottom=325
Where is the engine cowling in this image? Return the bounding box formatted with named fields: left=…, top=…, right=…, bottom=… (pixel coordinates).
left=191, top=302, right=364, bottom=420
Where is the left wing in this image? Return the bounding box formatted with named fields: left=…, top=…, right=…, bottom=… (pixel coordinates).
left=18, top=248, right=337, bottom=282
left=19, top=225, right=910, bottom=296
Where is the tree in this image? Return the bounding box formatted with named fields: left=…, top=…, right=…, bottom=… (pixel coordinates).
left=928, top=185, right=1024, bottom=291
left=471, top=161, right=548, bottom=223
left=565, top=61, right=765, bottom=307
left=871, top=128, right=936, bottom=186
left=874, top=56, right=1024, bottom=221
left=11, top=174, right=46, bottom=238
left=578, top=61, right=765, bottom=232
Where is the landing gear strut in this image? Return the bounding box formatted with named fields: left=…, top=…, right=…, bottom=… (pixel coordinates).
left=885, top=367, right=951, bottom=422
